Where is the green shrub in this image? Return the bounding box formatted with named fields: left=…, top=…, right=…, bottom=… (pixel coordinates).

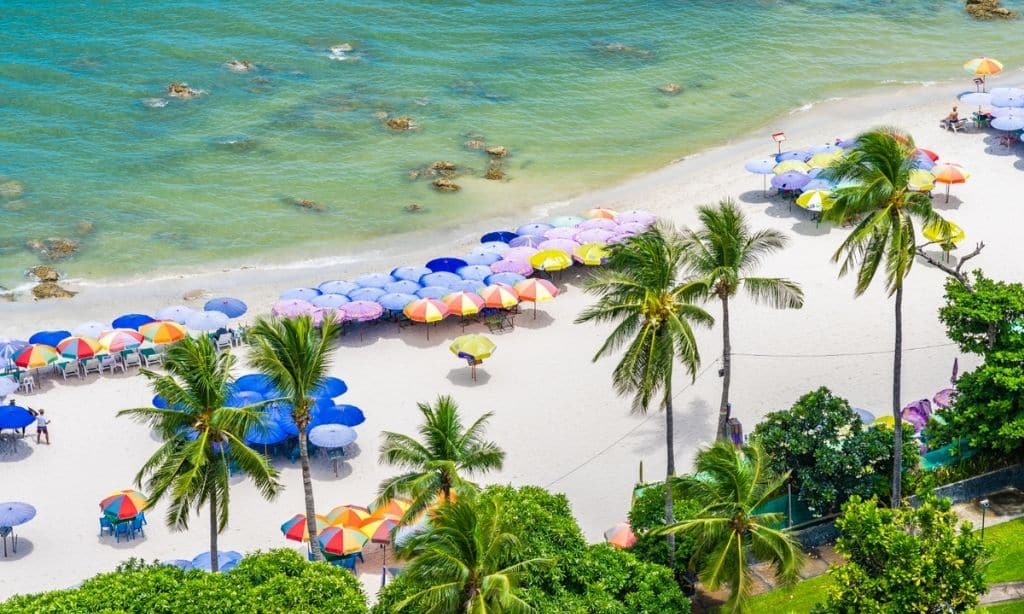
left=627, top=481, right=699, bottom=579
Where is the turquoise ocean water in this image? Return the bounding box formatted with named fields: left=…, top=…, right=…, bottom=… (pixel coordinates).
left=1, top=0, right=1021, bottom=288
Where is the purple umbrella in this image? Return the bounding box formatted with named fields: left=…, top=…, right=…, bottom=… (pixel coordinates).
left=384, top=280, right=421, bottom=295
left=807, top=142, right=843, bottom=154
left=421, top=271, right=462, bottom=287
left=0, top=502, right=36, bottom=528
left=391, top=266, right=431, bottom=283
left=462, top=252, right=502, bottom=266
left=318, top=280, right=359, bottom=295
left=509, top=235, right=544, bottom=249
left=502, top=246, right=539, bottom=261
left=608, top=231, right=635, bottom=243
left=901, top=399, right=932, bottom=433
left=204, top=297, right=247, bottom=318
left=308, top=424, right=357, bottom=448
left=340, top=301, right=383, bottom=322
left=426, top=257, right=467, bottom=273
left=616, top=210, right=656, bottom=226
left=156, top=306, right=195, bottom=324
left=279, top=287, right=321, bottom=301
left=185, top=310, right=229, bottom=332
left=457, top=265, right=493, bottom=281
left=776, top=150, right=810, bottom=162
left=933, top=388, right=954, bottom=409
left=771, top=171, right=810, bottom=191
left=448, top=279, right=486, bottom=293
left=538, top=238, right=579, bottom=253
left=486, top=272, right=526, bottom=286
left=415, top=286, right=450, bottom=300
left=354, top=273, right=395, bottom=289
left=490, top=259, right=533, bottom=275
left=578, top=218, right=618, bottom=231
left=544, top=227, right=579, bottom=240
left=378, top=293, right=418, bottom=311
left=311, top=294, right=350, bottom=309
left=515, top=223, right=554, bottom=237
left=271, top=299, right=317, bottom=318
left=347, top=287, right=386, bottom=302
left=574, top=228, right=615, bottom=244
left=837, top=137, right=857, bottom=148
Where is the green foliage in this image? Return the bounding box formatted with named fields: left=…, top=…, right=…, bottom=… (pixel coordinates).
left=628, top=482, right=700, bottom=577
left=939, top=272, right=1024, bottom=357
left=0, top=550, right=368, bottom=613
left=815, top=496, right=987, bottom=613
left=751, top=387, right=918, bottom=516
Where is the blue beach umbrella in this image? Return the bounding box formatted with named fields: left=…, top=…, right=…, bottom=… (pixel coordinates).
left=481, top=231, right=517, bottom=243
left=192, top=551, right=242, bottom=572
left=457, top=265, right=493, bottom=282
left=462, top=252, right=502, bottom=266
left=347, top=287, right=386, bottom=302
left=421, top=271, right=462, bottom=287
left=312, top=376, right=348, bottom=398
left=416, top=286, right=449, bottom=300
left=318, top=280, right=359, bottom=296
left=28, top=330, right=72, bottom=347
left=384, top=280, right=421, bottom=295
left=912, top=155, right=935, bottom=171
left=204, top=297, right=247, bottom=318
left=354, top=273, right=395, bottom=289
left=161, top=560, right=193, bottom=570
left=549, top=215, right=585, bottom=228
left=0, top=502, right=36, bottom=528
left=473, top=241, right=511, bottom=256
left=378, top=293, right=417, bottom=311
left=155, top=306, right=195, bottom=324
left=0, top=406, right=34, bottom=429
left=743, top=157, right=776, bottom=174
left=485, top=272, right=527, bottom=287
left=515, top=223, right=553, bottom=237
left=245, top=421, right=288, bottom=446
left=312, top=404, right=365, bottom=428
left=185, top=310, right=229, bottom=332
left=152, top=395, right=168, bottom=409
left=447, top=279, right=486, bottom=293
left=226, top=390, right=264, bottom=407
left=308, top=424, right=357, bottom=448
left=279, top=287, right=321, bottom=301
left=390, top=266, right=431, bottom=283
left=0, top=339, right=28, bottom=362
left=234, top=374, right=277, bottom=394
left=771, top=171, right=810, bottom=191
left=111, top=314, right=154, bottom=330
left=775, top=150, right=810, bottom=162
left=311, top=294, right=350, bottom=309
left=425, top=257, right=467, bottom=273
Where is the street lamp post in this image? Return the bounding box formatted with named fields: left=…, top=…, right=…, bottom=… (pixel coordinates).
left=980, top=498, right=991, bottom=541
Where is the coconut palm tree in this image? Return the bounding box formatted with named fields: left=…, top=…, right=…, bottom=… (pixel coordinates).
left=655, top=441, right=801, bottom=613
left=247, top=314, right=340, bottom=560
left=680, top=199, right=804, bottom=441
left=394, top=494, right=552, bottom=613
left=821, top=128, right=949, bottom=504
left=119, top=336, right=281, bottom=572
left=576, top=225, right=714, bottom=564
left=376, top=395, right=504, bottom=524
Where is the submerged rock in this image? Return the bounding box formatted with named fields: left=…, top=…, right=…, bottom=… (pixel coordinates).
left=385, top=116, right=417, bottom=131
left=29, top=265, right=60, bottom=282
left=966, top=0, right=1018, bottom=19
left=464, top=138, right=486, bottom=150
left=658, top=82, right=682, bottom=95
left=141, top=97, right=168, bottom=108
left=591, top=40, right=653, bottom=59
left=430, top=160, right=457, bottom=177
left=330, top=43, right=353, bottom=53
left=76, top=221, right=95, bottom=236
left=484, top=161, right=505, bottom=181
left=27, top=238, right=79, bottom=261
left=0, top=180, right=25, bottom=199
left=225, top=60, right=255, bottom=72
left=485, top=146, right=508, bottom=158
left=32, top=282, right=76, bottom=300
left=404, top=203, right=424, bottom=214
left=167, top=82, right=202, bottom=99
left=286, top=197, right=325, bottom=212
left=432, top=178, right=459, bottom=192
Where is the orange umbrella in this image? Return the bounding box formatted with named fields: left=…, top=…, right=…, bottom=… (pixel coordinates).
left=280, top=513, right=329, bottom=542
left=513, top=278, right=559, bottom=319
left=369, top=497, right=411, bottom=521
left=139, top=321, right=187, bottom=344
left=604, top=521, right=637, bottom=549
left=403, top=298, right=448, bottom=323
left=931, top=163, right=970, bottom=203
left=478, top=284, right=520, bottom=309
left=442, top=291, right=484, bottom=317
left=584, top=207, right=617, bottom=220
left=326, top=505, right=371, bottom=527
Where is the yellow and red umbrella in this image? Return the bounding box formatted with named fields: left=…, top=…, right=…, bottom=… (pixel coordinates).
left=583, top=207, right=617, bottom=220
left=317, top=526, right=368, bottom=556
left=573, top=243, right=609, bottom=266
left=99, top=329, right=144, bottom=352
left=326, top=505, right=371, bottom=527
left=56, top=336, right=101, bottom=360
left=478, top=284, right=520, bottom=309
left=604, top=521, right=637, bottom=549
left=442, top=291, right=484, bottom=317
left=369, top=497, right=411, bottom=521
left=513, top=278, right=559, bottom=303
left=931, top=163, right=970, bottom=203
left=100, top=489, right=148, bottom=520
left=964, top=56, right=1003, bottom=77
left=360, top=518, right=399, bottom=544
left=403, top=298, right=448, bottom=323
left=280, top=513, right=329, bottom=542
left=139, top=321, right=186, bottom=344
left=13, top=344, right=59, bottom=369
left=529, top=249, right=572, bottom=272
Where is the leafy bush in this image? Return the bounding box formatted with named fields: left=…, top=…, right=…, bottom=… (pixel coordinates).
left=814, top=495, right=987, bottom=613
left=938, top=272, right=1024, bottom=357
left=627, top=481, right=699, bottom=579
left=751, top=387, right=918, bottom=516
left=0, top=549, right=368, bottom=613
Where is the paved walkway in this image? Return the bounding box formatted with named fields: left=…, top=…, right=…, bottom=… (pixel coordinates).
left=981, top=582, right=1024, bottom=606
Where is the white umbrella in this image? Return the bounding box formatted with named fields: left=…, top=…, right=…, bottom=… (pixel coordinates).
left=0, top=377, right=18, bottom=398
left=155, top=305, right=196, bottom=324
left=72, top=322, right=107, bottom=338
left=991, top=116, right=1024, bottom=131
left=959, top=91, right=992, bottom=107
left=309, top=424, right=357, bottom=448
left=991, top=87, right=1024, bottom=108
left=185, top=310, right=229, bottom=332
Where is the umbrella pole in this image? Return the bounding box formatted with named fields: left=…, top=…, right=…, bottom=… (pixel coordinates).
left=762, top=174, right=766, bottom=197
left=381, top=543, right=388, bottom=587
left=945, top=183, right=950, bottom=204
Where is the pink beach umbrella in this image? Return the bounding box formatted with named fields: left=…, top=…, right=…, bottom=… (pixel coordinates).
left=490, top=259, right=533, bottom=276
left=616, top=210, right=657, bottom=226
left=616, top=221, right=651, bottom=234
left=502, top=246, right=539, bottom=261
left=574, top=228, right=615, bottom=244
left=272, top=299, right=317, bottom=319
left=544, top=227, right=580, bottom=240
left=340, top=301, right=384, bottom=322
left=933, top=388, right=954, bottom=409
left=508, top=235, right=544, bottom=249
left=538, top=238, right=580, bottom=254
left=579, top=218, right=618, bottom=231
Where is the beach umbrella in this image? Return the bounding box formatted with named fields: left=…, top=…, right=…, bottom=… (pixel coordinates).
left=960, top=91, right=993, bottom=110
left=515, top=223, right=554, bottom=237
left=574, top=228, right=615, bottom=244
left=914, top=148, right=939, bottom=162
left=271, top=299, right=317, bottom=318
left=447, top=279, right=486, bottom=294
left=908, top=169, right=936, bottom=192
left=490, top=259, right=533, bottom=276
left=327, top=505, right=371, bottom=527
left=0, top=406, right=34, bottom=429
left=771, top=171, right=810, bottom=191
left=513, top=279, right=559, bottom=305
left=0, top=338, right=28, bottom=362
left=573, top=242, right=610, bottom=266
left=311, top=293, right=350, bottom=310
left=989, top=105, right=1024, bottom=117
left=471, top=241, right=511, bottom=256
left=481, top=230, right=517, bottom=243
left=56, top=336, right=101, bottom=360
left=13, top=344, right=59, bottom=369
left=923, top=220, right=965, bottom=246
left=744, top=157, right=776, bottom=194
left=544, top=226, right=580, bottom=240
left=99, top=329, right=144, bottom=352
left=234, top=373, right=276, bottom=394
left=414, top=286, right=449, bottom=300
left=161, top=559, right=193, bottom=570
left=354, top=273, right=395, bottom=289
left=931, top=163, right=969, bottom=203
left=225, top=390, right=263, bottom=407
left=370, top=498, right=412, bottom=521
left=111, top=314, right=154, bottom=330
left=529, top=249, right=573, bottom=272
left=389, top=266, right=430, bottom=284
left=807, top=151, right=842, bottom=169
left=450, top=334, right=496, bottom=361
left=311, top=375, right=347, bottom=399
left=457, top=264, right=494, bottom=282
left=775, top=150, right=810, bottom=162
left=991, top=115, right=1024, bottom=131
left=583, top=207, right=617, bottom=220
left=912, top=154, right=935, bottom=171
left=318, top=280, right=359, bottom=296
left=478, top=284, right=520, bottom=309
left=425, top=257, right=468, bottom=273
left=508, top=234, right=544, bottom=249
left=991, top=87, right=1024, bottom=108
left=604, top=521, right=637, bottom=549
left=616, top=210, right=657, bottom=226
left=579, top=218, right=619, bottom=231
left=502, top=246, right=539, bottom=261
left=28, top=330, right=71, bottom=347
left=318, top=526, right=368, bottom=556
left=185, top=310, right=229, bottom=332
left=421, top=271, right=462, bottom=288
left=802, top=178, right=835, bottom=192
left=485, top=272, right=527, bottom=287
left=794, top=189, right=834, bottom=213
left=309, top=424, right=357, bottom=448
left=549, top=215, right=585, bottom=227
left=443, top=291, right=484, bottom=316
left=244, top=420, right=288, bottom=446
left=381, top=280, right=420, bottom=295
left=312, top=404, right=365, bottom=428
left=462, top=251, right=502, bottom=266
left=964, top=56, right=1003, bottom=78
left=155, top=305, right=195, bottom=324
left=280, top=514, right=330, bottom=542
left=139, top=321, right=187, bottom=344
left=72, top=322, right=107, bottom=338
left=773, top=159, right=811, bottom=174
left=204, top=297, right=247, bottom=318
left=192, top=550, right=242, bottom=572
left=378, top=292, right=418, bottom=311
left=279, top=287, right=322, bottom=301
left=347, top=287, right=386, bottom=302
left=340, top=301, right=384, bottom=322
left=0, top=377, right=18, bottom=398
left=807, top=142, right=843, bottom=154
left=0, top=502, right=36, bottom=528
left=933, top=388, right=954, bottom=409
left=101, top=490, right=148, bottom=520
left=360, top=518, right=399, bottom=545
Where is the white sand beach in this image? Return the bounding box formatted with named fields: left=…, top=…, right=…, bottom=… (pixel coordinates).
left=2, top=75, right=1022, bottom=599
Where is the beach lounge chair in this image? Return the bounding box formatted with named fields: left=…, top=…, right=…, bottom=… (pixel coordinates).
left=940, top=117, right=967, bottom=133
left=60, top=361, right=81, bottom=380
left=122, top=352, right=141, bottom=369
left=82, top=358, right=102, bottom=376
left=99, top=355, right=119, bottom=373
left=215, top=334, right=232, bottom=351
left=141, top=350, right=163, bottom=367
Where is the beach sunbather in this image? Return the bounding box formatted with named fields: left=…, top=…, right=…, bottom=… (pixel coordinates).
left=940, top=106, right=966, bottom=132
left=35, top=409, right=49, bottom=445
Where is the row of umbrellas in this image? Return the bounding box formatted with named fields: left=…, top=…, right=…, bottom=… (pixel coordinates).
left=281, top=497, right=429, bottom=559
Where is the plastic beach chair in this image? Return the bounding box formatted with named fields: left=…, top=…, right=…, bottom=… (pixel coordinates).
left=113, top=521, right=132, bottom=543
left=129, top=516, right=145, bottom=539
left=99, top=516, right=114, bottom=537
left=60, top=361, right=81, bottom=380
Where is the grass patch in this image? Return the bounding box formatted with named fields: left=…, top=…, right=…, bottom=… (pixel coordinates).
left=976, top=600, right=1024, bottom=613
left=743, top=574, right=831, bottom=613
left=982, top=517, right=1024, bottom=584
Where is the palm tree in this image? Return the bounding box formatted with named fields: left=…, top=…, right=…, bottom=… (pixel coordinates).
left=247, top=314, right=340, bottom=560
left=680, top=199, right=804, bottom=441
left=394, top=494, right=552, bottom=613
left=576, top=225, right=714, bottom=564
left=119, top=336, right=281, bottom=572
left=821, top=128, right=949, bottom=505
left=376, top=395, right=505, bottom=524
left=655, top=442, right=801, bottom=613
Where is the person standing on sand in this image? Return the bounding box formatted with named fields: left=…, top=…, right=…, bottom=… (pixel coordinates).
left=35, top=409, right=49, bottom=445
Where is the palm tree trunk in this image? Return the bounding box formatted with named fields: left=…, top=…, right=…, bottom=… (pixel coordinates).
left=717, top=294, right=732, bottom=441
left=891, top=284, right=904, bottom=506
left=664, top=393, right=676, bottom=568
left=209, top=493, right=219, bottom=573
left=298, top=426, right=324, bottom=561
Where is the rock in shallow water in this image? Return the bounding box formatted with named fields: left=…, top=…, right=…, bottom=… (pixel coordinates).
left=485, top=146, right=508, bottom=158
left=658, top=82, right=682, bottom=95
left=385, top=116, right=417, bottom=131
left=965, top=0, right=1018, bottom=19
left=26, top=238, right=78, bottom=261
left=29, top=265, right=60, bottom=282
left=32, top=282, right=76, bottom=299
left=167, top=82, right=202, bottom=99
left=432, top=178, right=459, bottom=192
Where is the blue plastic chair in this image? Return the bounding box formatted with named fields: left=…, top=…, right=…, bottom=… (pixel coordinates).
left=139, top=511, right=148, bottom=526
left=130, top=516, right=145, bottom=539
left=113, top=521, right=132, bottom=542
left=99, top=516, right=114, bottom=537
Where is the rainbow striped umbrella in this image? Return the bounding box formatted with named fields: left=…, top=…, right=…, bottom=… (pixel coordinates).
left=100, top=489, right=148, bottom=520
left=13, top=344, right=59, bottom=369
left=478, top=284, right=520, bottom=309
left=403, top=298, right=448, bottom=323
left=514, top=278, right=559, bottom=304
left=317, top=525, right=369, bottom=556
left=139, top=321, right=187, bottom=344
left=360, top=518, right=399, bottom=544
left=369, top=497, right=411, bottom=521
left=604, top=521, right=637, bottom=549
left=326, top=505, right=371, bottom=527
left=56, top=336, right=101, bottom=360
left=529, top=249, right=573, bottom=272
left=964, top=56, right=1003, bottom=76
left=573, top=243, right=609, bottom=266
left=442, top=291, right=484, bottom=316
left=280, top=513, right=329, bottom=542
left=583, top=207, right=617, bottom=220
left=99, top=329, right=144, bottom=352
